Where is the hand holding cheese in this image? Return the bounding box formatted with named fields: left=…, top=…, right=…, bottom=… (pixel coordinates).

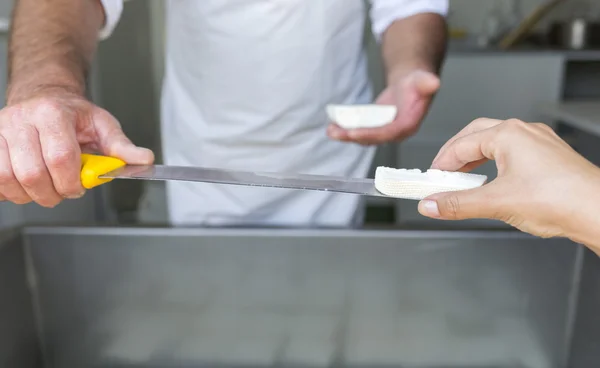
left=327, top=70, right=440, bottom=145
left=418, top=118, right=600, bottom=251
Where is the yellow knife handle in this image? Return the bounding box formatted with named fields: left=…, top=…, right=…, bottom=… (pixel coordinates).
left=80, top=153, right=126, bottom=189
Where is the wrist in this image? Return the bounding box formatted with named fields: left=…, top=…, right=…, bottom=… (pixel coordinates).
left=386, top=63, right=438, bottom=86
left=7, top=63, right=86, bottom=105
left=564, top=169, right=600, bottom=251
left=569, top=222, right=600, bottom=253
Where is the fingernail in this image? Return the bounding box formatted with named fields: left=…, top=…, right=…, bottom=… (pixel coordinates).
left=138, top=147, right=155, bottom=163
left=66, top=191, right=85, bottom=200
left=419, top=200, right=440, bottom=218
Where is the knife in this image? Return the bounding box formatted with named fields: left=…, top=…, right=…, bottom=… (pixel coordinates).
left=80, top=153, right=386, bottom=197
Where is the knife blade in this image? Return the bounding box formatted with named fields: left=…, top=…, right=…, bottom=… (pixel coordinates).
left=81, top=154, right=386, bottom=197
left=102, top=164, right=386, bottom=197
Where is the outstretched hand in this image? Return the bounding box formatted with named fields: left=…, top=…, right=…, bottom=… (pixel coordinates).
left=418, top=118, right=600, bottom=248
left=328, top=70, right=440, bottom=145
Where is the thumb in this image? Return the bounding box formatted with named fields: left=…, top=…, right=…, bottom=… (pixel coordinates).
left=418, top=184, right=501, bottom=221
left=93, top=110, right=155, bottom=165
left=411, top=70, right=440, bottom=96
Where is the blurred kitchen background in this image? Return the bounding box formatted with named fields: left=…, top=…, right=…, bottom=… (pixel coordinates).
left=1, top=0, right=600, bottom=228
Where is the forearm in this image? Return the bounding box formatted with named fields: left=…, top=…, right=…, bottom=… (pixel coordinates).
left=7, top=0, right=105, bottom=104
left=564, top=168, right=600, bottom=254
left=380, top=13, right=447, bottom=83
left=571, top=219, right=600, bottom=256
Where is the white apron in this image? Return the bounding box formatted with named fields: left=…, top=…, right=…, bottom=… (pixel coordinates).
left=160, top=0, right=376, bottom=227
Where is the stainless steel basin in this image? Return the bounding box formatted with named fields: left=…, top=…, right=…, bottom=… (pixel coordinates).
left=1, top=226, right=598, bottom=368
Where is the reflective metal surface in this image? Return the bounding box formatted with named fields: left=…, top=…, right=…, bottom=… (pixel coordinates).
left=101, top=165, right=385, bottom=197
left=0, top=230, right=41, bottom=368
left=4, top=226, right=599, bottom=367
left=17, top=227, right=579, bottom=368
left=566, top=247, right=600, bottom=367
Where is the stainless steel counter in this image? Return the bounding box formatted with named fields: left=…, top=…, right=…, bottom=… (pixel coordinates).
left=448, top=39, right=600, bottom=61
left=538, top=101, right=600, bottom=137
left=3, top=226, right=598, bottom=368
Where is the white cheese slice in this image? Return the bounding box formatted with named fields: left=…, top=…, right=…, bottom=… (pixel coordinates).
left=374, top=167, right=487, bottom=200
left=326, top=104, right=397, bottom=129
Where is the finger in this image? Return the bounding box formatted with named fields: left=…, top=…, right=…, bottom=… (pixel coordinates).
left=431, top=127, right=499, bottom=172
left=328, top=123, right=390, bottom=145
left=5, top=125, right=63, bottom=207
left=345, top=120, right=416, bottom=145
left=326, top=124, right=352, bottom=142
left=0, top=136, right=31, bottom=204
left=37, top=116, right=84, bottom=199
left=374, top=88, right=394, bottom=105
left=411, top=70, right=441, bottom=96
left=347, top=98, right=430, bottom=145
left=458, top=158, right=489, bottom=173
left=93, top=110, right=154, bottom=164
left=418, top=181, right=504, bottom=221
left=432, top=118, right=503, bottom=166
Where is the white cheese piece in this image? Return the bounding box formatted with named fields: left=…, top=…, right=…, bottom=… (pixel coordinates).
left=326, top=104, right=397, bottom=129
left=374, top=167, right=487, bottom=200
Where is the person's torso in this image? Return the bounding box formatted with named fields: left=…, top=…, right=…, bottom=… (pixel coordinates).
left=156, top=0, right=376, bottom=225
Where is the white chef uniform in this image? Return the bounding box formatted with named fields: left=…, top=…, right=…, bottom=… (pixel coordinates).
left=99, top=0, right=448, bottom=227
